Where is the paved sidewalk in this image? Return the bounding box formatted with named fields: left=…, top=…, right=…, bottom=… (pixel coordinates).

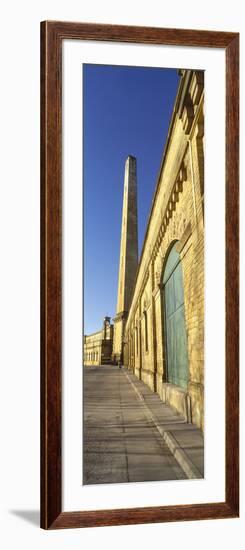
left=125, top=369, right=204, bottom=479
left=83, top=365, right=204, bottom=485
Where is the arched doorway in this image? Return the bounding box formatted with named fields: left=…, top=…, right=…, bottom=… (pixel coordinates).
left=163, top=243, right=188, bottom=389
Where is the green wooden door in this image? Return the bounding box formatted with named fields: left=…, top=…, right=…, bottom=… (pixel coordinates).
left=163, top=244, right=188, bottom=389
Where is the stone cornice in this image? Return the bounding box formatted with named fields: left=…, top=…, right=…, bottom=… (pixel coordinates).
left=189, top=91, right=204, bottom=140
left=141, top=268, right=150, bottom=290
left=84, top=331, right=102, bottom=342
left=152, top=161, right=187, bottom=260
left=179, top=71, right=204, bottom=136
left=113, top=310, right=128, bottom=322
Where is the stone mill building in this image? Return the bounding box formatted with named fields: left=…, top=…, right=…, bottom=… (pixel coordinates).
left=84, top=69, right=204, bottom=430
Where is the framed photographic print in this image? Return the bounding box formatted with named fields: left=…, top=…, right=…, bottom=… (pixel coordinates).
left=41, top=21, right=239, bottom=529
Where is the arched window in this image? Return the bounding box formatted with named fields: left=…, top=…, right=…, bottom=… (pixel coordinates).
left=162, top=242, right=188, bottom=388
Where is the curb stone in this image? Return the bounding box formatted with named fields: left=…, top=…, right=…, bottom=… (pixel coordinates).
left=124, top=370, right=202, bottom=480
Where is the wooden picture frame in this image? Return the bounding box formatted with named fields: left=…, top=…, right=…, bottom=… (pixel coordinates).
left=40, top=20, right=239, bottom=529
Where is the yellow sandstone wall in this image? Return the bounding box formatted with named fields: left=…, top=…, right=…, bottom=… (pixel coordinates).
left=124, top=71, right=204, bottom=429
left=84, top=331, right=102, bottom=366
left=84, top=318, right=114, bottom=366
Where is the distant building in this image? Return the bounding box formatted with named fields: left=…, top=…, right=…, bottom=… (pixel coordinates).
left=84, top=69, right=204, bottom=429
left=84, top=317, right=113, bottom=366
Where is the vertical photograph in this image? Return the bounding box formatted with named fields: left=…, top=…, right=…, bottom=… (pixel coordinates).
left=83, top=64, right=204, bottom=485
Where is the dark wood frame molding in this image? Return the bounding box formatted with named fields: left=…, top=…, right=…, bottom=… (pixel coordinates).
left=41, top=21, right=239, bottom=529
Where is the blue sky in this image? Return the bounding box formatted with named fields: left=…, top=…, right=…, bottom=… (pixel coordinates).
left=84, top=64, right=180, bottom=335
